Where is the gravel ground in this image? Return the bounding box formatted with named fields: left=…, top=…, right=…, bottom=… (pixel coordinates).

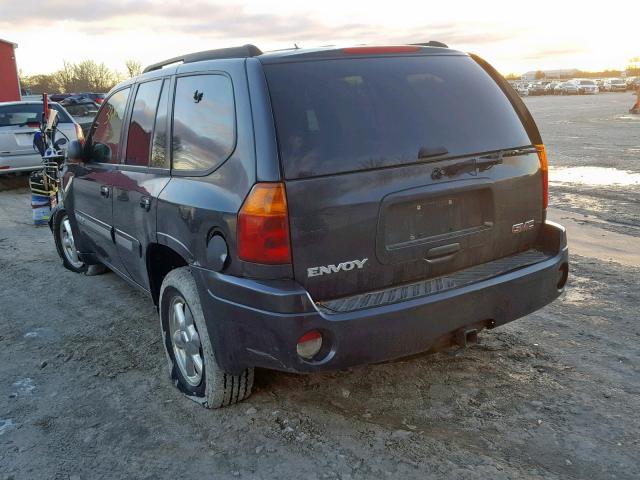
left=1, top=93, right=639, bottom=479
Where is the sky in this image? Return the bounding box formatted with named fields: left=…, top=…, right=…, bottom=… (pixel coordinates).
left=1, top=0, right=638, bottom=76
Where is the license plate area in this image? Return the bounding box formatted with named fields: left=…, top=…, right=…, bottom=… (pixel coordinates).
left=15, top=130, right=37, bottom=147
left=376, top=179, right=495, bottom=265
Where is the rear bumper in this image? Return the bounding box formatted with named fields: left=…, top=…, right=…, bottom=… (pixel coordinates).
left=193, top=221, right=568, bottom=374
left=0, top=152, right=42, bottom=174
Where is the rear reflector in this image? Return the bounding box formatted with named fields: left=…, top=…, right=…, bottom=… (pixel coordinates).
left=343, top=46, right=421, bottom=55
left=238, top=182, right=291, bottom=264
left=535, top=144, right=549, bottom=209
left=296, top=330, right=323, bottom=360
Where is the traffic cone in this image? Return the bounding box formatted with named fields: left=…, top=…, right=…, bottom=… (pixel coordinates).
left=630, top=88, right=640, bottom=114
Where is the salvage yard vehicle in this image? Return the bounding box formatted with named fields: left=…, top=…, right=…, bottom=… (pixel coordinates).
left=516, top=82, right=530, bottom=96
left=558, top=81, right=579, bottom=95
left=576, top=79, right=598, bottom=94
left=0, top=101, right=83, bottom=174
left=544, top=81, right=560, bottom=94
left=528, top=82, right=547, bottom=96
left=51, top=43, right=569, bottom=408
left=604, top=78, right=627, bottom=92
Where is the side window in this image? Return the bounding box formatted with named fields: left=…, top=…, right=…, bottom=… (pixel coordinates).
left=91, top=88, right=130, bottom=163
left=172, top=75, right=235, bottom=171
left=150, top=80, right=169, bottom=168
left=125, top=80, right=162, bottom=166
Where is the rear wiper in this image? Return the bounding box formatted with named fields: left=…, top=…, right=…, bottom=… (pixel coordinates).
left=417, top=146, right=449, bottom=161
left=476, top=147, right=538, bottom=170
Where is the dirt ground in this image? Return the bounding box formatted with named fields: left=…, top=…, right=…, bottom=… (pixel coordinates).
left=1, top=93, right=639, bottom=480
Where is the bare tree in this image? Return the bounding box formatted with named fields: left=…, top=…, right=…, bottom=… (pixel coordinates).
left=53, top=61, right=77, bottom=92
left=21, top=60, right=124, bottom=94
left=125, top=59, right=143, bottom=78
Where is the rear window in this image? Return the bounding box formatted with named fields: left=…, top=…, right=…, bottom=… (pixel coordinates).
left=0, top=103, right=72, bottom=127
left=265, top=55, right=531, bottom=179
left=171, top=74, right=236, bottom=172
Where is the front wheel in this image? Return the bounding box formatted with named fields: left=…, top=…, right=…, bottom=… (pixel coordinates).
left=160, top=267, right=254, bottom=408
left=53, top=210, right=87, bottom=273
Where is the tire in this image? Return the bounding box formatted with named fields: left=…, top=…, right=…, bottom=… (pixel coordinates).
left=159, top=267, right=254, bottom=408
left=53, top=209, right=87, bottom=274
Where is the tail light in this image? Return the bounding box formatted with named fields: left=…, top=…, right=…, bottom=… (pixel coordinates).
left=74, top=123, right=85, bottom=144
left=535, top=144, right=549, bottom=209
left=238, top=182, right=291, bottom=264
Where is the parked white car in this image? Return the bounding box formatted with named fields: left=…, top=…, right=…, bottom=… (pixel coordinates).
left=515, top=83, right=530, bottom=96
left=0, top=101, right=83, bottom=174
left=604, top=78, right=627, bottom=92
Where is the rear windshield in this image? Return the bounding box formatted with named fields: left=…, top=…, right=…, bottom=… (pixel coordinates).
left=265, top=55, right=531, bottom=179
left=0, top=103, right=72, bottom=127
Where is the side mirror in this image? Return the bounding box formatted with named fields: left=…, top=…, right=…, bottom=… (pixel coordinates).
left=66, top=139, right=84, bottom=162
left=92, top=143, right=112, bottom=163
left=54, top=138, right=67, bottom=150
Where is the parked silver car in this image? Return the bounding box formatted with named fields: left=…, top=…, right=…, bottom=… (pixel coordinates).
left=0, top=101, right=82, bottom=174
left=558, top=81, right=579, bottom=95
left=576, top=79, right=598, bottom=95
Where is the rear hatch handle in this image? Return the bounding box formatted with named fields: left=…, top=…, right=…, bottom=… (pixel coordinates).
left=424, top=242, right=460, bottom=264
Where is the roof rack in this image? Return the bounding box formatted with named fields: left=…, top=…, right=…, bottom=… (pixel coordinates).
left=411, top=41, right=449, bottom=48
left=142, top=44, right=262, bottom=73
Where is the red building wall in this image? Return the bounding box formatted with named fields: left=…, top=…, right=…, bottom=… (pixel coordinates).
left=0, top=40, right=21, bottom=102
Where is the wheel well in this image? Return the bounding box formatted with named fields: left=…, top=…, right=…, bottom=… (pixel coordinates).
left=147, top=244, right=188, bottom=306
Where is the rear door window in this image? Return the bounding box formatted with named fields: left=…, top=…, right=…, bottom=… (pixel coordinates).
left=264, top=55, right=532, bottom=179
left=171, top=74, right=235, bottom=172
left=125, top=80, right=163, bottom=166
left=150, top=80, right=170, bottom=168
left=91, top=88, right=131, bottom=164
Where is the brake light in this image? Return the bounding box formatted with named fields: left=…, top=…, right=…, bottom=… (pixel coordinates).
left=535, top=144, right=549, bottom=209
left=238, top=182, right=291, bottom=264
left=343, top=46, right=421, bottom=55
left=74, top=123, right=85, bottom=144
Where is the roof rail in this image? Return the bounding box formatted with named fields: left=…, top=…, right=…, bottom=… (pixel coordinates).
left=142, top=44, right=262, bottom=73
left=411, top=41, right=449, bottom=48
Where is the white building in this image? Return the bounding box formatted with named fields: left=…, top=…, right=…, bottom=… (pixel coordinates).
left=521, top=69, right=579, bottom=81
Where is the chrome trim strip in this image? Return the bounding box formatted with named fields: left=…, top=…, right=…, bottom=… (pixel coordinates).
left=75, top=210, right=112, bottom=239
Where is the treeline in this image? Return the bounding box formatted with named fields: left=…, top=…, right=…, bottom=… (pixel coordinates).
left=20, top=59, right=143, bottom=94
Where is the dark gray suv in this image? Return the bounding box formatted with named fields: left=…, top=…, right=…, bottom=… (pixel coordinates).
left=52, top=43, right=569, bottom=408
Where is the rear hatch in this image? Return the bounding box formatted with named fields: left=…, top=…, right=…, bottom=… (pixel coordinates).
left=263, top=52, right=544, bottom=301
left=0, top=103, right=74, bottom=158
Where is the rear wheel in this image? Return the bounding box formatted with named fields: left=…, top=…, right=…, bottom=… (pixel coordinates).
left=53, top=210, right=87, bottom=273
left=159, top=267, right=253, bottom=408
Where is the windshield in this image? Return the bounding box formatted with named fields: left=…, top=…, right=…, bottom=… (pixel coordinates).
left=265, top=55, right=531, bottom=179
left=0, top=103, right=72, bottom=127
left=580, top=80, right=595, bottom=85
left=612, top=79, right=625, bottom=84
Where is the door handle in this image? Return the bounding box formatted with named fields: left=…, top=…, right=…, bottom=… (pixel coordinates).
left=100, top=185, right=110, bottom=198
left=139, top=196, right=151, bottom=211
